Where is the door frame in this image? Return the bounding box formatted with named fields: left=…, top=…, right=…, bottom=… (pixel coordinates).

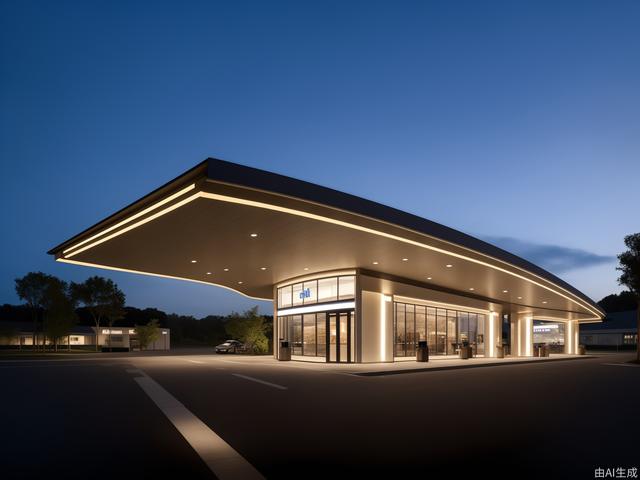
left=325, top=310, right=353, bottom=363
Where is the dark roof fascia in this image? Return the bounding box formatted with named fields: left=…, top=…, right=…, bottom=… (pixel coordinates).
left=205, top=158, right=603, bottom=314
left=47, top=160, right=209, bottom=255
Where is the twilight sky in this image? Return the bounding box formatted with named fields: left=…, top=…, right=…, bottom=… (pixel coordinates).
left=1, top=1, right=638, bottom=317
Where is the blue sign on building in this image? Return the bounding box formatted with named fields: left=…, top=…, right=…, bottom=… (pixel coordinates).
left=299, top=288, right=311, bottom=300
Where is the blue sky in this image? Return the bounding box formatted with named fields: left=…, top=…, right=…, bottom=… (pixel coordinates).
left=1, top=1, right=638, bottom=317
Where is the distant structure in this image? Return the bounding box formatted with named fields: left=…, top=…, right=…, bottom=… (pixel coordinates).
left=0, top=322, right=170, bottom=351
left=580, top=310, right=638, bottom=350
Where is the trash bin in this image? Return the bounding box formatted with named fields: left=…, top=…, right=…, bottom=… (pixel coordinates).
left=496, top=345, right=504, bottom=358
left=578, top=345, right=586, bottom=355
left=416, top=340, right=429, bottom=362
left=278, top=340, right=291, bottom=361
left=459, top=341, right=471, bottom=360
left=541, top=344, right=549, bottom=357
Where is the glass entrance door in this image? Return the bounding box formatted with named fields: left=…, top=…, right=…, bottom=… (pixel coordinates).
left=326, top=311, right=353, bottom=363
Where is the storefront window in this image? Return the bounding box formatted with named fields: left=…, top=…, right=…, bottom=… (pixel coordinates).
left=416, top=306, right=426, bottom=342
left=447, top=310, right=457, bottom=354
left=277, top=275, right=354, bottom=309
left=292, top=283, right=304, bottom=307
left=291, top=315, right=302, bottom=355
left=394, top=303, right=488, bottom=357
left=279, top=285, right=292, bottom=308
left=303, top=314, right=317, bottom=355
left=338, top=276, right=355, bottom=300
left=303, top=281, right=317, bottom=305
left=406, top=304, right=416, bottom=356
left=318, top=277, right=338, bottom=302
left=427, top=307, right=437, bottom=353
left=395, top=303, right=406, bottom=356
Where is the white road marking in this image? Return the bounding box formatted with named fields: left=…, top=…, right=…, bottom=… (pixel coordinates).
left=131, top=370, right=264, bottom=480
left=232, top=373, right=288, bottom=390
left=184, top=359, right=205, bottom=364
left=601, top=363, right=640, bottom=368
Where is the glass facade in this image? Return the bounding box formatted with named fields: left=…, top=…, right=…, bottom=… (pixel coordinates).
left=276, top=275, right=355, bottom=309
left=394, top=302, right=486, bottom=356
left=278, top=310, right=354, bottom=361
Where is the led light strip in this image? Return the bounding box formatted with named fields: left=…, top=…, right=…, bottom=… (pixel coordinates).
left=57, top=258, right=272, bottom=301
left=393, top=295, right=492, bottom=315
left=65, top=192, right=201, bottom=258
left=58, top=187, right=602, bottom=319
left=276, top=301, right=355, bottom=316
left=63, top=184, right=196, bottom=255
left=199, top=192, right=602, bottom=319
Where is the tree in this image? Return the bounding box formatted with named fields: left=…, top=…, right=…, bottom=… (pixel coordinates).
left=15, top=272, right=57, bottom=350
left=617, top=233, right=640, bottom=362
left=44, top=283, right=77, bottom=352
left=71, top=276, right=125, bottom=351
left=598, top=291, right=638, bottom=313
left=225, top=306, right=270, bottom=354
left=135, top=319, right=161, bottom=350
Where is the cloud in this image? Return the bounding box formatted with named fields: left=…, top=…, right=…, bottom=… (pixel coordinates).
left=481, top=236, right=616, bottom=274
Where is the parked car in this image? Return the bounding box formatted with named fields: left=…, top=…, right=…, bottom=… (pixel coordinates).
left=215, top=339, right=245, bottom=354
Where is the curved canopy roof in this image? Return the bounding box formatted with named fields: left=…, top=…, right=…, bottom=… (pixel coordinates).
left=49, top=158, right=604, bottom=322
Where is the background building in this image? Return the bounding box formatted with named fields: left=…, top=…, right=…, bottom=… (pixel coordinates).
left=0, top=322, right=170, bottom=351
left=580, top=310, right=638, bottom=350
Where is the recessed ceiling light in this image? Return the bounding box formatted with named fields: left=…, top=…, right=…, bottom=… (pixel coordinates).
left=190, top=260, right=197, bottom=263
left=223, top=268, right=229, bottom=272
left=372, top=261, right=379, bottom=265
left=238, top=281, right=243, bottom=284
left=402, top=258, right=408, bottom=262
left=426, top=276, right=432, bottom=280
left=260, top=267, right=267, bottom=271
left=250, top=233, right=258, bottom=237
left=502, top=290, right=508, bottom=293
left=469, top=287, right=475, bottom=291
left=517, top=296, right=522, bottom=300
left=303, top=267, right=309, bottom=271
left=206, top=272, right=212, bottom=275
left=446, top=264, right=453, bottom=268
left=542, top=301, right=548, bottom=304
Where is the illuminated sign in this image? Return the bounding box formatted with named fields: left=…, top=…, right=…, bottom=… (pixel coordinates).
left=299, top=288, right=312, bottom=300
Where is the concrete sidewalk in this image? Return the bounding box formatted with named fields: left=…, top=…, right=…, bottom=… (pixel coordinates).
left=205, top=352, right=596, bottom=375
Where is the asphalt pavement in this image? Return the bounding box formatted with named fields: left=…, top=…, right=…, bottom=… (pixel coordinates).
left=1, top=351, right=638, bottom=479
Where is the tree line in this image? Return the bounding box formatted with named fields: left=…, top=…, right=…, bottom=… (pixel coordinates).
left=2, top=272, right=273, bottom=353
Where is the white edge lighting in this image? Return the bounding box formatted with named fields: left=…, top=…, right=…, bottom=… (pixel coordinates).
left=59, top=186, right=602, bottom=320
left=198, top=192, right=601, bottom=319
left=64, top=191, right=202, bottom=258
left=63, top=183, right=196, bottom=255
left=525, top=316, right=532, bottom=356
left=276, top=301, right=355, bottom=317
left=488, top=312, right=495, bottom=358
left=57, top=258, right=271, bottom=301
left=381, top=294, right=392, bottom=361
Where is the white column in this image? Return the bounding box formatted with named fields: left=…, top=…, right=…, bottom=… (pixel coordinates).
left=486, top=311, right=502, bottom=357
left=564, top=321, right=580, bottom=354
left=512, top=313, right=533, bottom=357
left=273, top=287, right=279, bottom=360
left=360, top=291, right=393, bottom=362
